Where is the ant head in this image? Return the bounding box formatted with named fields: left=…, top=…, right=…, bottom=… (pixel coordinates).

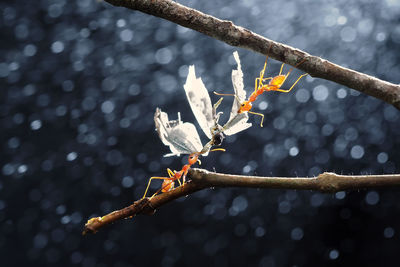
left=212, top=133, right=225, bottom=146
left=188, top=153, right=199, bottom=165
left=239, top=101, right=252, bottom=113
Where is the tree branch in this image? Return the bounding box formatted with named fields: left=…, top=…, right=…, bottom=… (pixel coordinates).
left=103, top=0, right=400, bottom=110
left=83, top=169, right=400, bottom=234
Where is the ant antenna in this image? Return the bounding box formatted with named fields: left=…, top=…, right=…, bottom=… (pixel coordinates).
left=210, top=148, right=226, bottom=152
left=213, top=91, right=241, bottom=105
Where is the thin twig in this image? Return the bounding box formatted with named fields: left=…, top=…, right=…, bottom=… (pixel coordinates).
left=103, top=0, right=400, bottom=110
left=83, top=168, right=400, bottom=234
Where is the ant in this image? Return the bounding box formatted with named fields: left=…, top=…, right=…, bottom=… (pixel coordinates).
left=142, top=147, right=224, bottom=199
left=215, top=46, right=308, bottom=127
left=142, top=152, right=200, bottom=199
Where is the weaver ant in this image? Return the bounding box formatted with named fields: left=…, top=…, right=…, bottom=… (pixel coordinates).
left=215, top=47, right=308, bottom=127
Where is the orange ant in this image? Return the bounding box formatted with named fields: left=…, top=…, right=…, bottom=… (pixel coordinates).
left=142, top=152, right=200, bottom=199
left=142, top=148, right=224, bottom=199
left=215, top=48, right=308, bottom=127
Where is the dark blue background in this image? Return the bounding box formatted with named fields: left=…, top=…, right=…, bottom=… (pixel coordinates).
left=1, top=0, right=400, bottom=266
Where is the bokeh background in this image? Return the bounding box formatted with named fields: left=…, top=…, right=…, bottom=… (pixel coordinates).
left=1, top=0, right=400, bottom=266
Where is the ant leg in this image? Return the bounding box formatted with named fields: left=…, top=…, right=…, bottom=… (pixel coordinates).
left=167, top=168, right=181, bottom=186
left=255, top=77, right=273, bottom=91
left=142, top=176, right=173, bottom=199
left=256, top=43, right=272, bottom=92
left=274, top=73, right=308, bottom=93
left=248, top=111, right=265, bottom=127
left=279, top=63, right=286, bottom=75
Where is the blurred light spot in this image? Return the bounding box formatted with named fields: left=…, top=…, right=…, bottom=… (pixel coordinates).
left=106, top=150, right=123, bottom=166
left=324, top=15, right=336, bottom=27
left=219, top=153, right=232, bottom=166
left=116, top=19, right=126, bottom=27
left=30, top=120, right=42, bottom=130
left=56, top=205, right=66, bottom=215
left=321, top=124, right=334, bottom=136
left=312, top=85, right=329, bottom=101
left=384, top=227, right=395, bottom=238
left=70, top=212, right=82, bottom=224
left=146, top=160, right=161, bottom=174
left=155, top=47, right=173, bottom=64
left=37, top=94, right=50, bottom=107
left=101, top=100, right=115, bottom=114
left=357, top=19, right=374, bottom=36
left=383, top=105, right=399, bottom=122
left=136, top=153, right=147, bottom=163
left=23, top=44, right=37, bottom=57
left=23, top=84, right=36, bottom=96
left=120, top=29, right=133, bottom=42
left=336, top=88, right=347, bottom=98
left=329, top=249, right=339, bottom=260
left=15, top=23, right=29, bottom=39
left=0, top=200, right=5, bottom=210
left=255, top=227, right=265, bottom=237
left=128, top=84, right=141, bottom=96
left=295, top=88, right=310, bottom=103
left=341, top=27, right=357, bottom=42
left=273, top=117, right=286, bottom=130
left=315, top=149, right=330, bottom=164
left=178, top=65, right=189, bottom=78
left=231, top=195, right=248, bottom=213
left=337, top=16, right=347, bottom=25
left=9, top=62, right=19, bottom=71
left=122, top=176, right=134, bottom=188
left=278, top=201, right=291, bottom=214
left=350, top=145, right=364, bottom=159
left=48, top=4, right=63, bottom=18
left=258, top=101, right=268, bottom=110
left=66, top=152, right=78, bottom=161
left=365, top=191, right=379, bottom=205
left=8, top=137, right=20, bottom=149
left=71, top=251, right=83, bottom=264
left=377, top=152, right=388, bottom=164
left=345, top=127, right=358, bottom=141
left=61, top=215, right=71, bottom=224
left=51, top=41, right=64, bottom=53
left=33, top=233, right=48, bottom=249
left=0, top=63, right=10, bottom=78
left=119, top=118, right=130, bottom=128
left=242, top=165, right=251, bottom=174
left=310, top=193, right=324, bottom=207
left=55, top=105, right=67, bottom=116
left=376, top=32, right=387, bottom=42
left=157, top=74, right=177, bottom=93
left=62, top=80, right=74, bottom=92
left=335, top=191, right=346, bottom=200
left=305, top=111, right=317, bottom=123
left=289, top=146, right=299, bottom=157
left=17, top=164, right=28, bottom=174
left=2, top=163, right=15, bottom=176
left=291, top=227, right=304, bottom=240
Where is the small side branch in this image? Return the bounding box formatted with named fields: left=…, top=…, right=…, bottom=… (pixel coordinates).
left=103, top=0, right=400, bottom=110
left=83, top=169, right=400, bottom=234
